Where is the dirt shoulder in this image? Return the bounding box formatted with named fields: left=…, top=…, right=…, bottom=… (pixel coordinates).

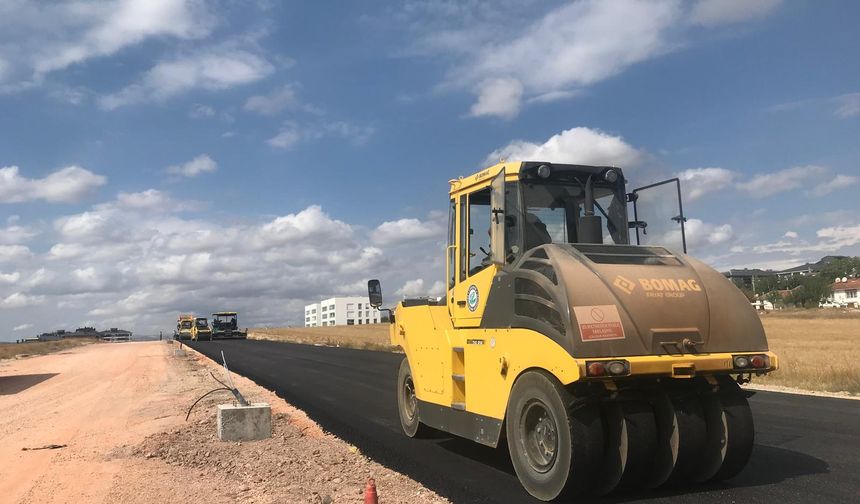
left=0, top=340, right=447, bottom=504
left=250, top=325, right=392, bottom=351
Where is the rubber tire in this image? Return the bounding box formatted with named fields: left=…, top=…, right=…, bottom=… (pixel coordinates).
left=592, top=402, right=624, bottom=496
left=665, top=394, right=708, bottom=485
left=505, top=371, right=602, bottom=501
left=710, top=386, right=755, bottom=481
left=617, top=401, right=658, bottom=490
left=397, top=358, right=433, bottom=438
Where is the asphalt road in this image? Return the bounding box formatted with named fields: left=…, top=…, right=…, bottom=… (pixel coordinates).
left=188, top=339, right=859, bottom=503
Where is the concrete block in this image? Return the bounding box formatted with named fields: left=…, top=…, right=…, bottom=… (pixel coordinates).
left=217, top=403, right=272, bottom=442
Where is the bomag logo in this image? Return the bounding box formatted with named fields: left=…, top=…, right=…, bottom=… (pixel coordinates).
left=639, top=278, right=702, bottom=292
left=614, top=275, right=702, bottom=298
left=613, top=275, right=636, bottom=294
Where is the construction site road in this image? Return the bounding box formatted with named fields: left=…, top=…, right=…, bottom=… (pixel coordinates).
left=187, top=339, right=860, bottom=504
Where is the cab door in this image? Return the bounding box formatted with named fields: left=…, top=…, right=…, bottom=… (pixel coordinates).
left=451, top=168, right=505, bottom=327
left=630, top=178, right=688, bottom=253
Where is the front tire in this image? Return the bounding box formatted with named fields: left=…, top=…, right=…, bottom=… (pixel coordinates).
left=397, top=358, right=432, bottom=438
left=506, top=371, right=603, bottom=501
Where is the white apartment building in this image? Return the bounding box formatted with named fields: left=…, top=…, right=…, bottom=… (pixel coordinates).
left=304, top=296, right=382, bottom=327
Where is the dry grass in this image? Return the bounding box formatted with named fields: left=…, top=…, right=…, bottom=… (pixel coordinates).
left=757, top=310, right=860, bottom=394
left=0, top=338, right=98, bottom=361
left=253, top=309, right=860, bottom=395
left=250, top=324, right=393, bottom=351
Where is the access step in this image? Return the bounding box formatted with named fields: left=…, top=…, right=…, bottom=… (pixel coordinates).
left=451, top=402, right=466, bottom=411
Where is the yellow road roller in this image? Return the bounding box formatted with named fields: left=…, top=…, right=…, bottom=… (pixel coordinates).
left=368, top=161, right=777, bottom=501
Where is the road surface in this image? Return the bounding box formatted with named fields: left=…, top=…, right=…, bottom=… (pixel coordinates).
left=188, top=339, right=859, bottom=503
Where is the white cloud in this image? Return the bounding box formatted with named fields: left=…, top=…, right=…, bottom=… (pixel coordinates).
left=783, top=231, right=798, bottom=239
left=0, top=217, right=39, bottom=244
left=0, top=165, right=106, bottom=203
left=736, top=165, right=828, bottom=197
left=834, top=93, right=860, bottom=118
left=484, top=127, right=643, bottom=168
left=13, top=323, right=32, bottom=331
left=0, top=271, right=20, bottom=284
left=100, top=47, right=273, bottom=109
left=166, top=154, right=217, bottom=177
left=688, top=0, right=782, bottom=27
left=268, top=121, right=375, bottom=149
left=676, top=167, right=736, bottom=200
left=468, top=77, right=524, bottom=119
left=115, top=189, right=172, bottom=209
left=684, top=219, right=734, bottom=249
left=244, top=84, right=300, bottom=115
left=1, top=292, right=45, bottom=309
left=0, top=245, right=33, bottom=263
left=372, top=217, right=446, bottom=247
left=0, top=0, right=213, bottom=85
left=809, top=174, right=859, bottom=197
left=189, top=104, right=216, bottom=119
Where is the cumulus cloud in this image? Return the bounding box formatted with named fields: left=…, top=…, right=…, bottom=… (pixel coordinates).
left=736, top=165, right=828, bottom=197
left=0, top=217, right=39, bottom=244
left=783, top=231, right=798, bottom=239
left=484, top=127, right=643, bottom=168
left=0, top=0, right=213, bottom=87
left=676, top=167, right=736, bottom=200
left=0, top=271, right=20, bottom=284
left=469, top=78, right=524, bottom=119
left=0, top=245, right=33, bottom=263
left=100, top=47, right=273, bottom=109
left=688, top=0, right=782, bottom=27
left=372, top=216, right=446, bottom=247
left=395, top=278, right=445, bottom=298
left=0, top=165, right=106, bottom=203
left=809, top=174, right=859, bottom=197
left=189, top=104, right=216, bottom=119
left=1, top=292, right=45, bottom=309
left=166, top=154, right=217, bottom=177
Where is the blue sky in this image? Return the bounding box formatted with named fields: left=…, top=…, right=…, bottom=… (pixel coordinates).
left=1, top=0, right=859, bottom=339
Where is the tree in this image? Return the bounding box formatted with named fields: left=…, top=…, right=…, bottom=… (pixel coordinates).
left=819, top=257, right=860, bottom=282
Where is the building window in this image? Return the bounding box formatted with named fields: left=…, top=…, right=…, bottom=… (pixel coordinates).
left=358, top=320, right=362, bottom=325
left=847, top=289, right=857, bottom=299
left=347, top=303, right=354, bottom=309
left=373, top=319, right=377, bottom=324
left=358, top=303, right=362, bottom=309
left=366, top=319, right=370, bottom=324
left=347, top=319, right=354, bottom=325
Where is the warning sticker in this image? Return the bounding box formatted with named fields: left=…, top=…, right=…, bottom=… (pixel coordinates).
left=573, top=305, right=626, bottom=342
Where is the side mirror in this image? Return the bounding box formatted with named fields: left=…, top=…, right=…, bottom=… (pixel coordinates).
left=368, top=279, right=383, bottom=308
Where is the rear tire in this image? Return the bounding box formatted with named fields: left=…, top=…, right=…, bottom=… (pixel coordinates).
left=397, top=358, right=432, bottom=438
left=617, top=401, right=658, bottom=489
left=506, top=371, right=602, bottom=501
left=710, top=384, right=754, bottom=481
left=665, top=393, right=708, bottom=484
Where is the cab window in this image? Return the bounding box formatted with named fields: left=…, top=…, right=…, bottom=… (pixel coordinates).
left=467, top=187, right=492, bottom=276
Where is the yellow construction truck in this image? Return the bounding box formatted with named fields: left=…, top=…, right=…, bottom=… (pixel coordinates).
left=174, top=314, right=194, bottom=340
left=191, top=316, right=212, bottom=341
left=369, top=161, right=777, bottom=501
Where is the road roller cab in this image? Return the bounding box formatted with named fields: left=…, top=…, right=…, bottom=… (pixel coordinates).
left=175, top=314, right=194, bottom=340
left=369, top=161, right=778, bottom=501
left=191, top=317, right=212, bottom=341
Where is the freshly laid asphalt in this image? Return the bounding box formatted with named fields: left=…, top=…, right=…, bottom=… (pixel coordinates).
left=187, top=339, right=859, bottom=503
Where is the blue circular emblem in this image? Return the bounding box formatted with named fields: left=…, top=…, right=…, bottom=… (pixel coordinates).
left=467, top=285, right=479, bottom=312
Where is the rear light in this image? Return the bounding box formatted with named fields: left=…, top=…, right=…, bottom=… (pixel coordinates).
left=587, top=362, right=605, bottom=377
left=733, top=354, right=769, bottom=370
left=586, top=360, right=630, bottom=377
left=750, top=355, right=768, bottom=368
